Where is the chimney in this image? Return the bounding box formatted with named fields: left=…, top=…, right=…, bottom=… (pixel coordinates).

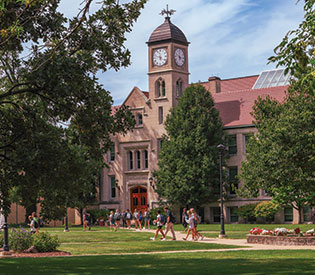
left=208, top=76, right=221, bottom=94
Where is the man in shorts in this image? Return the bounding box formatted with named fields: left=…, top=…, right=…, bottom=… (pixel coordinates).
left=83, top=212, right=91, bottom=231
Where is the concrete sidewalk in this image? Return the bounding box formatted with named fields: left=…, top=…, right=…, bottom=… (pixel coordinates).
left=139, top=228, right=315, bottom=250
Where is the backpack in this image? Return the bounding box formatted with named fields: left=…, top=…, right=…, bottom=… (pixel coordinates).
left=126, top=212, right=131, bottom=219
left=160, top=214, right=165, bottom=225
left=139, top=213, right=143, bottom=221
left=33, top=218, right=39, bottom=229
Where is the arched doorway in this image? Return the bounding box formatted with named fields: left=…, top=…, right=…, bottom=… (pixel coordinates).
left=130, top=186, right=147, bottom=213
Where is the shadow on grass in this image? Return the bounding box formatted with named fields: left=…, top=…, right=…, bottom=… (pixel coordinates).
left=1, top=250, right=314, bottom=275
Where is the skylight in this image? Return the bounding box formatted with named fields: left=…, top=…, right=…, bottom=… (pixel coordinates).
left=253, top=69, right=290, bottom=89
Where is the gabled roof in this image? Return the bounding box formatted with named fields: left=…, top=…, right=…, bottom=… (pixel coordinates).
left=213, top=85, right=288, bottom=127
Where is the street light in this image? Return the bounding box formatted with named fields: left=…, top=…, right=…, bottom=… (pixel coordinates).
left=217, top=144, right=226, bottom=238
left=2, top=215, right=10, bottom=253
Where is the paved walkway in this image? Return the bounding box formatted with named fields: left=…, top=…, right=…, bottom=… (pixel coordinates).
left=139, top=228, right=315, bottom=251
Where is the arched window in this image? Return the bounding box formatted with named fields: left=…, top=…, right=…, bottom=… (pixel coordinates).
left=156, top=78, right=166, bottom=97
left=136, top=150, right=141, bottom=169
left=176, top=79, right=183, bottom=97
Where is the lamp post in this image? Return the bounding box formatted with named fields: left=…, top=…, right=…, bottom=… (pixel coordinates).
left=217, top=144, right=226, bottom=238
left=2, top=215, right=10, bottom=252
left=64, top=199, right=69, bottom=232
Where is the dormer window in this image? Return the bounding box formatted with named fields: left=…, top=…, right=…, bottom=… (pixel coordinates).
left=176, top=79, right=183, bottom=97
left=156, top=78, right=166, bottom=97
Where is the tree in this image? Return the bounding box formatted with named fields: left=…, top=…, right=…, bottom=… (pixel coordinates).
left=238, top=0, right=315, bottom=223
left=155, top=84, right=225, bottom=208
left=0, top=0, right=147, bottom=218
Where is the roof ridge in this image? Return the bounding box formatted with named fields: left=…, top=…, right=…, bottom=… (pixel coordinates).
left=215, top=85, right=289, bottom=96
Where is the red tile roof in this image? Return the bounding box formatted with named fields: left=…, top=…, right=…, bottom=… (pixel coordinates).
left=213, top=86, right=288, bottom=127
left=221, top=75, right=258, bottom=93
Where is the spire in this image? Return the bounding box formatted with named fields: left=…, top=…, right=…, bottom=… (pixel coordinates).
left=160, top=4, right=176, bottom=19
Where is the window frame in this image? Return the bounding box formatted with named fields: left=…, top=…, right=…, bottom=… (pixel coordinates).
left=227, top=134, right=237, bottom=155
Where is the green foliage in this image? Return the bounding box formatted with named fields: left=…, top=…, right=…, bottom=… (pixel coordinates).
left=0, top=0, right=147, bottom=218
left=88, top=209, right=110, bottom=223
left=156, top=84, right=225, bottom=208
left=236, top=204, right=257, bottom=222
left=254, top=201, right=281, bottom=220
left=33, top=231, right=60, bottom=252
left=239, top=0, right=315, bottom=223
left=9, top=227, right=34, bottom=252
left=0, top=231, right=3, bottom=247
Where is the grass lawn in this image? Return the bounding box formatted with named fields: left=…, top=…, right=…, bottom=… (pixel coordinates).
left=36, top=227, right=240, bottom=254
left=0, top=250, right=314, bottom=275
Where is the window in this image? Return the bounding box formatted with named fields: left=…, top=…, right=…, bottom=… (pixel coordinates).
left=176, top=79, right=183, bottom=97
left=227, top=135, right=237, bottom=155
left=303, top=206, right=311, bottom=223
left=157, top=139, right=163, bottom=155
left=211, top=207, right=220, bottom=223
left=156, top=78, right=166, bottom=97
left=136, top=113, right=143, bottom=126
left=229, top=207, right=238, bottom=223
left=143, top=150, right=148, bottom=169
left=228, top=167, right=238, bottom=195
left=158, top=107, right=163, bottom=124
left=128, top=151, right=133, bottom=170
left=136, top=150, right=141, bottom=169
left=243, top=134, right=250, bottom=153
left=284, top=207, right=293, bottom=222
left=110, top=176, right=116, bottom=198
left=109, top=143, right=115, bottom=162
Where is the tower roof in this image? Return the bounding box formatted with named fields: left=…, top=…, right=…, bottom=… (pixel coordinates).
left=147, top=17, right=189, bottom=46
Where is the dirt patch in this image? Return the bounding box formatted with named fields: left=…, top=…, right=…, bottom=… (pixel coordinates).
left=0, top=248, right=72, bottom=258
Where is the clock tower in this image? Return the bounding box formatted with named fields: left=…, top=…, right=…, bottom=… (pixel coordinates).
left=147, top=6, right=189, bottom=109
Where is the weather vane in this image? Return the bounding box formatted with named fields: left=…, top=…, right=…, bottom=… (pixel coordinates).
left=160, top=4, right=176, bottom=19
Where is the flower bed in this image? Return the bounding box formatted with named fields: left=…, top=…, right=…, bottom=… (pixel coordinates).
left=247, top=227, right=315, bottom=246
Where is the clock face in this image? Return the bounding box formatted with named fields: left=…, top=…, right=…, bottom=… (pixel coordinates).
left=174, top=48, right=185, bottom=66
left=153, top=48, right=168, bottom=66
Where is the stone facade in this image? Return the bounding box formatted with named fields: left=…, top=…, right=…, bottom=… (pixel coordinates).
left=246, top=235, right=315, bottom=246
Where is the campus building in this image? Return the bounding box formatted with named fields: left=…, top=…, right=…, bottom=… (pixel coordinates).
left=6, top=12, right=312, bottom=226
left=97, top=13, right=313, bottom=225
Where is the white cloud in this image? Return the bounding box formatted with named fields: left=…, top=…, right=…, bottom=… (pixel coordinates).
left=58, top=0, right=304, bottom=104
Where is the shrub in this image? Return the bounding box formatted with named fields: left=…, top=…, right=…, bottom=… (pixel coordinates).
left=88, top=209, right=110, bottom=224
left=255, top=201, right=281, bottom=221
left=33, top=231, right=60, bottom=252
left=236, top=204, right=257, bottom=222
left=9, top=227, right=33, bottom=252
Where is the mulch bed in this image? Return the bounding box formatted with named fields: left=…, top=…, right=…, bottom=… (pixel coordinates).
left=1, top=248, right=72, bottom=258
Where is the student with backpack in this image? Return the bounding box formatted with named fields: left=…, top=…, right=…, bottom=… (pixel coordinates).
left=191, top=208, right=204, bottom=240
left=133, top=209, right=138, bottom=229
left=137, top=210, right=143, bottom=230
left=83, top=212, right=91, bottom=231
left=163, top=207, right=176, bottom=240
left=150, top=210, right=166, bottom=241
left=32, top=212, right=40, bottom=234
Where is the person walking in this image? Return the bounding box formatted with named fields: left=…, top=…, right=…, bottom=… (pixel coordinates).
left=182, top=208, right=188, bottom=232
left=109, top=211, right=116, bottom=231
left=32, top=212, right=40, bottom=234
left=28, top=215, right=36, bottom=234
left=133, top=209, right=138, bottom=229
left=183, top=210, right=195, bottom=241
left=114, top=209, right=121, bottom=229
left=83, top=212, right=91, bottom=231
left=144, top=206, right=151, bottom=230
left=191, top=208, right=204, bottom=240
left=150, top=210, right=166, bottom=241
left=163, top=207, right=176, bottom=240
left=126, top=209, right=132, bottom=229
left=138, top=210, right=143, bottom=230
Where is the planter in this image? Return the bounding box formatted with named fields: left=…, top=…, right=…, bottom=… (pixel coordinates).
left=246, top=234, right=315, bottom=246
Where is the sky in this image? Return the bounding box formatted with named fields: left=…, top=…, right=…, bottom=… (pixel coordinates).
left=58, top=0, right=304, bottom=105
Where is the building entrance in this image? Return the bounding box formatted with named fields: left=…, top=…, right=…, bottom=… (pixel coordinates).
left=130, top=186, right=147, bottom=213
